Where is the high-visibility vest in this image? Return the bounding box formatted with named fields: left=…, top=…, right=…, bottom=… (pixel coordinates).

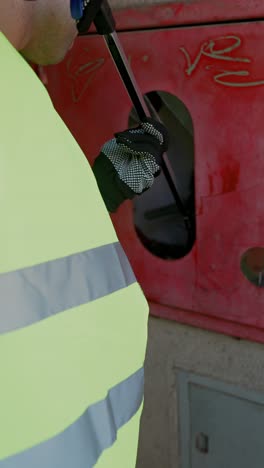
left=0, top=32, right=148, bottom=467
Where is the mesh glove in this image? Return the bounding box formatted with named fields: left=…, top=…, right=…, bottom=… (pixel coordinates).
left=92, top=118, right=169, bottom=212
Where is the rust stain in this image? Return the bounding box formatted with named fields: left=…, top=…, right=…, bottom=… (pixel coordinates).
left=208, top=174, right=214, bottom=194
left=198, top=201, right=204, bottom=215
left=220, top=160, right=240, bottom=193
left=192, top=245, right=198, bottom=264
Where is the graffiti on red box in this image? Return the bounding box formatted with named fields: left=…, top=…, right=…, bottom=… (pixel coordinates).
left=180, top=35, right=264, bottom=87
left=67, top=52, right=105, bottom=102
left=67, top=34, right=264, bottom=102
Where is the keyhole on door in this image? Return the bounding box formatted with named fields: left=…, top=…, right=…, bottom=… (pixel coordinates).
left=195, top=433, right=209, bottom=454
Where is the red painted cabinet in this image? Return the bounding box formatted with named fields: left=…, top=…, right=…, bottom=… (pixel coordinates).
left=46, top=2, right=264, bottom=341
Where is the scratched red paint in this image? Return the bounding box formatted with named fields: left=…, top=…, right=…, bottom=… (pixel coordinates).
left=208, top=174, right=214, bottom=194
left=111, top=0, right=264, bottom=31
left=45, top=6, right=264, bottom=343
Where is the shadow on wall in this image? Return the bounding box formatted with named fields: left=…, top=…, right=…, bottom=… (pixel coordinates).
left=129, top=90, right=196, bottom=260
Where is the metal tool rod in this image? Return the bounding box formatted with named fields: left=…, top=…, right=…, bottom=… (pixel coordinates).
left=104, top=32, right=191, bottom=225
left=103, top=32, right=149, bottom=121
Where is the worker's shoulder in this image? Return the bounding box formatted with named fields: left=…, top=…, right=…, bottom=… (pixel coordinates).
left=0, top=32, right=49, bottom=105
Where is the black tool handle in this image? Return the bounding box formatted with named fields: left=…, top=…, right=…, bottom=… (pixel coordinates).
left=78, top=0, right=193, bottom=232
left=93, top=0, right=116, bottom=34
left=77, top=0, right=105, bottom=34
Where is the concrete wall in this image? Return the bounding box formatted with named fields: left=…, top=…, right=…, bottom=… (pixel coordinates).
left=136, top=316, right=264, bottom=468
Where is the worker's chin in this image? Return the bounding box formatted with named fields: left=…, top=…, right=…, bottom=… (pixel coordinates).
left=39, top=51, right=68, bottom=66
left=21, top=46, right=70, bottom=66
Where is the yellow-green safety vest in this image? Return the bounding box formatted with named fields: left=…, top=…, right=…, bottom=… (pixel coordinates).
left=0, top=32, right=148, bottom=467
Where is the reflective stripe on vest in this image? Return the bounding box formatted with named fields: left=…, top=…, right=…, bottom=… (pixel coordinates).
left=0, top=242, right=135, bottom=335
left=1, top=368, right=144, bottom=467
